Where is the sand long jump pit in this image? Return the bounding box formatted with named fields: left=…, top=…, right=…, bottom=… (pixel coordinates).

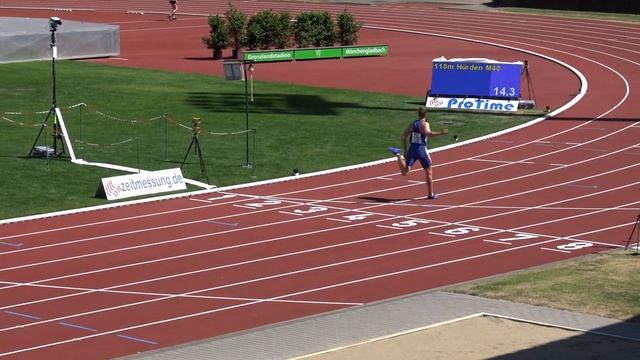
left=296, top=314, right=640, bottom=360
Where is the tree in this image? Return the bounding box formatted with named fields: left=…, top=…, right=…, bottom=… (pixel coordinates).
left=295, top=11, right=336, bottom=48
left=202, top=15, right=229, bottom=59
left=225, top=3, right=247, bottom=58
left=337, top=9, right=362, bottom=46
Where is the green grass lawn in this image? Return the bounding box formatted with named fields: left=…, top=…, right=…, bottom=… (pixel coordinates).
left=0, top=60, right=536, bottom=219
left=453, top=250, right=640, bottom=321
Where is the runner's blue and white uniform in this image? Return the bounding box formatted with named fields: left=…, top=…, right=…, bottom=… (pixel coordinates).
left=406, top=119, right=432, bottom=169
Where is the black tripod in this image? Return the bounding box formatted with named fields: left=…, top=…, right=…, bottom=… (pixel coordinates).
left=625, top=213, right=640, bottom=253
left=28, top=19, right=67, bottom=159
left=180, top=117, right=209, bottom=183
left=521, top=60, right=536, bottom=102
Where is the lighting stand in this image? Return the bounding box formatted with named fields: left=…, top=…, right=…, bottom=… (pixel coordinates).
left=180, top=117, right=209, bottom=183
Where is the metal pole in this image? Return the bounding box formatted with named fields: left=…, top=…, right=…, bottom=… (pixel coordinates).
left=51, top=30, right=58, bottom=155
left=250, top=69, right=254, bottom=102
left=164, top=113, right=169, bottom=161
left=79, top=103, right=83, bottom=143
left=137, top=136, right=141, bottom=173
left=51, top=31, right=57, bottom=107
left=252, top=128, right=256, bottom=177
left=243, top=62, right=250, bottom=167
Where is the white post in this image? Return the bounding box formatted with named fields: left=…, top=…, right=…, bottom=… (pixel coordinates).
left=54, top=107, right=78, bottom=161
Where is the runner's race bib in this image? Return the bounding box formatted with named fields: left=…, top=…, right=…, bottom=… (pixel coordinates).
left=411, top=132, right=423, bottom=144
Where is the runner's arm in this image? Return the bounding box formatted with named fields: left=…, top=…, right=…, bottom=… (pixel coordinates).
left=401, top=123, right=413, bottom=155
left=422, top=122, right=448, bottom=137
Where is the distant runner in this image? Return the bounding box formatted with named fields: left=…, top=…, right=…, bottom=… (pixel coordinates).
left=389, top=107, right=448, bottom=199
left=168, top=0, right=178, bottom=21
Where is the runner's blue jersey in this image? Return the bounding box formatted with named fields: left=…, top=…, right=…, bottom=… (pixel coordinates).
left=410, top=119, right=427, bottom=147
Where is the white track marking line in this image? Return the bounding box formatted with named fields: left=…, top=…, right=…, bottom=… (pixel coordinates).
left=536, top=141, right=582, bottom=145
left=326, top=218, right=351, bottom=223
left=467, top=158, right=566, bottom=167
left=279, top=211, right=304, bottom=216
left=429, top=232, right=455, bottom=238
left=376, top=225, right=403, bottom=231
left=484, top=240, right=512, bottom=245
left=188, top=198, right=211, bottom=204
left=233, top=204, right=258, bottom=209
left=540, top=247, right=571, bottom=253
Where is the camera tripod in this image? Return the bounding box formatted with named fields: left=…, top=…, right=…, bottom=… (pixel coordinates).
left=180, top=118, right=209, bottom=184
left=521, top=60, right=536, bottom=102
left=27, top=19, right=76, bottom=160
left=625, top=213, right=640, bottom=253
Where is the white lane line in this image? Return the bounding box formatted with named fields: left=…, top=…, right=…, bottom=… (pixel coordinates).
left=484, top=240, right=512, bottom=245
left=279, top=211, right=304, bottom=216
left=376, top=225, right=403, bottom=231
left=540, top=247, right=571, bottom=253
left=467, top=158, right=566, bottom=167
left=327, top=218, right=351, bottom=223
left=536, top=141, right=581, bottom=145
left=188, top=198, right=211, bottom=204
left=234, top=204, right=257, bottom=210
left=561, top=184, right=598, bottom=189
left=429, top=232, right=455, bottom=238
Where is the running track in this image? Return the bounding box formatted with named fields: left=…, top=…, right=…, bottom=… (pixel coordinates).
left=0, top=1, right=639, bottom=358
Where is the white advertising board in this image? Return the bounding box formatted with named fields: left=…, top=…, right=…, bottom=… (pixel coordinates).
left=100, top=168, right=187, bottom=201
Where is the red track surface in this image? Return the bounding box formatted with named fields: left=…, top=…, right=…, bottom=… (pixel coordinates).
left=1, top=1, right=639, bottom=358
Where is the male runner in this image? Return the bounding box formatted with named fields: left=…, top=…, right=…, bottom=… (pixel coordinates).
left=389, top=107, right=448, bottom=199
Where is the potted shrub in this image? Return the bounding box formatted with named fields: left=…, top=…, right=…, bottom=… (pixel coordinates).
left=337, top=9, right=362, bottom=45
left=225, top=3, right=247, bottom=59
left=273, top=11, right=293, bottom=49
left=295, top=11, right=336, bottom=48
left=202, top=15, right=229, bottom=59
left=247, top=10, right=278, bottom=49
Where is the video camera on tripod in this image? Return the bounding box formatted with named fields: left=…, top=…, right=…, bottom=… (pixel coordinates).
left=49, top=16, right=62, bottom=31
